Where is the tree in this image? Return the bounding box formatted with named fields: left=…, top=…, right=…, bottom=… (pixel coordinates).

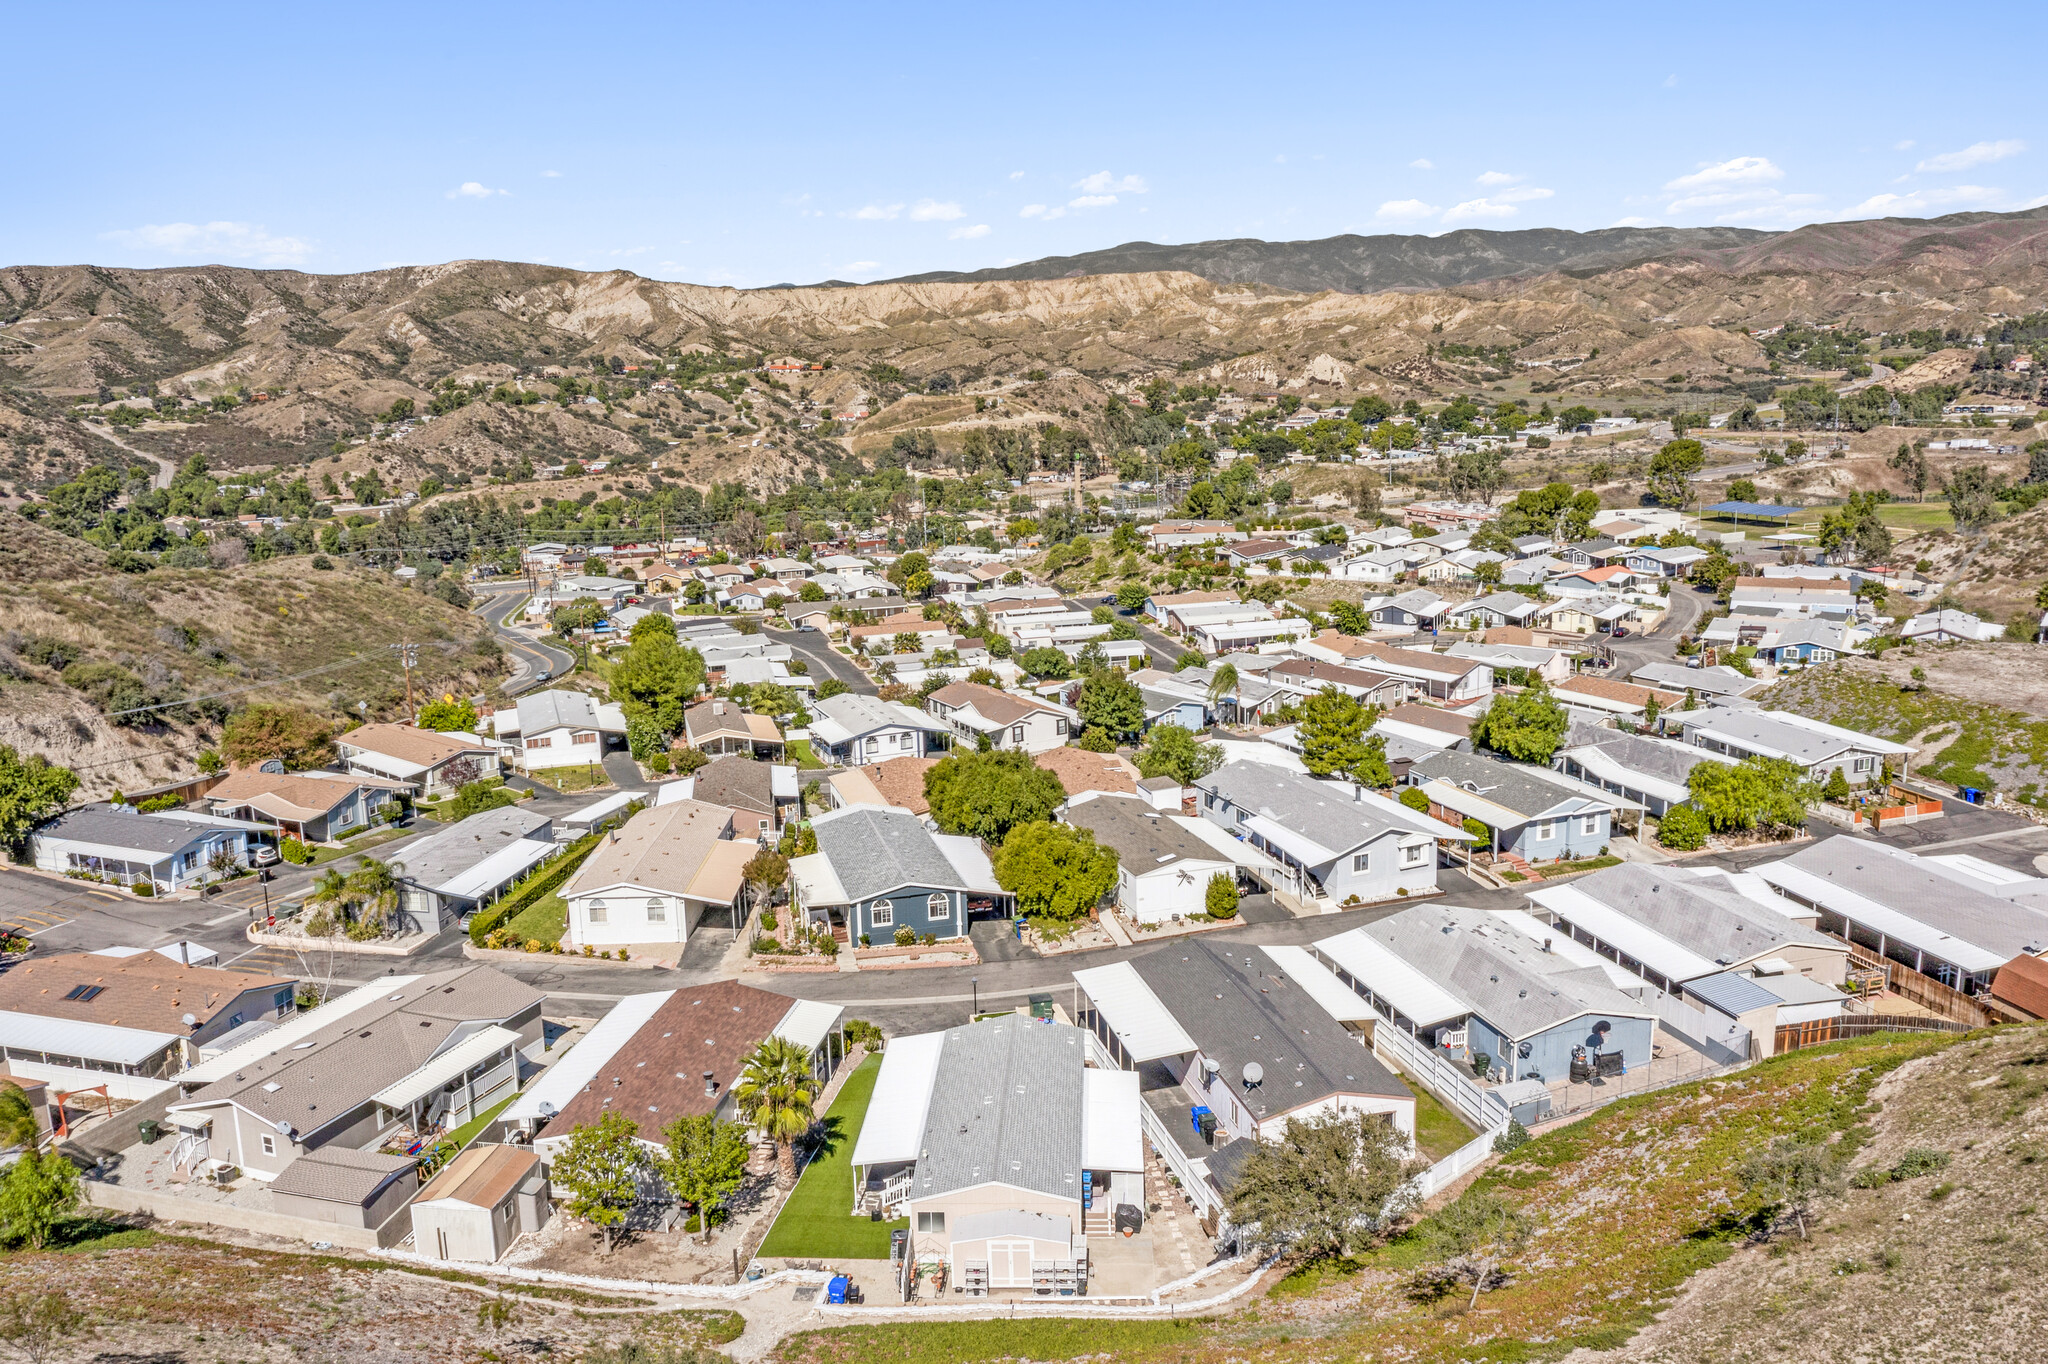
left=1077, top=670, right=1145, bottom=740
left=1470, top=686, right=1569, bottom=763
left=1019, top=647, right=1072, bottom=680
left=0, top=748, right=78, bottom=854
left=1656, top=802, right=1709, bottom=850
left=1686, top=755, right=1814, bottom=834
left=1205, top=662, right=1241, bottom=722
left=993, top=821, right=1119, bottom=925
left=1135, top=723, right=1223, bottom=785
left=415, top=697, right=478, bottom=733
left=1205, top=873, right=1240, bottom=919
left=1298, top=689, right=1388, bottom=784
left=1725, top=477, right=1759, bottom=504
left=815, top=677, right=850, bottom=700
left=1945, top=463, right=2001, bottom=533
left=222, top=704, right=335, bottom=769
left=1329, top=600, right=1371, bottom=636
left=734, top=1036, right=821, bottom=1189
left=1399, top=786, right=1432, bottom=814
left=0, top=1150, right=78, bottom=1250
left=1414, top=1190, right=1536, bottom=1310
left=741, top=849, right=789, bottom=908
left=0, top=1087, right=36, bottom=1151
left=551, top=1111, right=644, bottom=1253
left=1739, top=1138, right=1843, bottom=1240
left=0, top=1292, right=86, bottom=1364
left=924, top=750, right=1067, bottom=842
left=1114, top=581, right=1151, bottom=612
left=611, top=632, right=708, bottom=738
left=1225, top=1111, right=1422, bottom=1260
left=443, top=779, right=514, bottom=822
left=1822, top=767, right=1851, bottom=804
left=652, top=1113, right=752, bottom=1243
left=1647, top=439, right=1705, bottom=509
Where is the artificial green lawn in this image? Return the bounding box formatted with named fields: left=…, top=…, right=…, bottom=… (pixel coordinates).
left=757, top=1054, right=905, bottom=1259
left=786, top=739, right=826, bottom=770
left=445, top=1093, right=518, bottom=1152
left=1406, top=1078, right=1478, bottom=1163
left=502, top=889, right=568, bottom=946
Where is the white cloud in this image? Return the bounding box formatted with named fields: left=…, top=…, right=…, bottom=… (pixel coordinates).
left=1494, top=185, right=1554, bottom=204
left=1894, top=140, right=1916, bottom=151
left=1916, top=139, right=2026, bottom=173
left=1068, top=194, right=1117, bottom=209
left=1072, top=170, right=1148, bottom=194
left=950, top=223, right=991, bottom=239
left=1850, top=184, right=2007, bottom=216
left=1474, top=170, right=1520, bottom=186
left=1442, top=198, right=1519, bottom=223
left=908, top=199, right=964, bottom=221
left=1374, top=199, right=1440, bottom=222
left=1008, top=170, right=1025, bottom=180
left=1409, top=158, right=1433, bottom=170
left=99, top=220, right=312, bottom=266
left=1665, top=156, right=1783, bottom=192
left=849, top=203, right=903, bottom=220
left=1610, top=216, right=1657, bottom=227
left=448, top=181, right=508, bottom=199
left=1662, top=72, right=1679, bottom=88
left=540, top=169, right=562, bottom=178
left=1019, top=203, right=1064, bottom=220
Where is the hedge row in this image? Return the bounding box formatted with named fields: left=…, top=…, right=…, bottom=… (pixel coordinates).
left=468, top=833, right=602, bottom=945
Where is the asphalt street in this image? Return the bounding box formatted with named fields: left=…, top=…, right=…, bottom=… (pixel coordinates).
left=471, top=585, right=575, bottom=695
left=766, top=626, right=875, bottom=694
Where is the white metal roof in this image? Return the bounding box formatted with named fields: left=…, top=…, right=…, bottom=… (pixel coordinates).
left=772, top=998, right=845, bottom=1053
left=562, top=791, right=647, bottom=827
left=1753, top=862, right=2009, bottom=974
left=1243, top=814, right=1339, bottom=867
left=849, top=1030, right=946, bottom=1168
left=789, top=851, right=848, bottom=906
left=1526, top=883, right=1724, bottom=982
left=372, top=1025, right=522, bottom=1111
left=177, top=976, right=426, bottom=1085
left=1171, top=816, right=1288, bottom=875
left=435, top=837, right=559, bottom=902
left=1080, top=1067, right=1143, bottom=1172
left=1070, top=961, right=1198, bottom=1062
left=1922, top=853, right=2040, bottom=888
left=1486, top=910, right=1644, bottom=989
left=1259, top=945, right=1377, bottom=1022
left=503, top=990, right=675, bottom=1123
left=1312, top=926, right=1469, bottom=1028
left=0, top=1009, right=181, bottom=1067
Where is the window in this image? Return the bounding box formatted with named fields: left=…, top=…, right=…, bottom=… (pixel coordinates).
left=572, top=731, right=597, bottom=745
left=927, top=892, right=950, bottom=919
left=1400, top=843, right=1427, bottom=868
left=1204, top=792, right=1217, bottom=810
left=1535, top=820, right=1556, bottom=842
left=1579, top=814, right=1598, bottom=836
left=646, top=899, right=666, bottom=923
left=526, top=737, right=552, bottom=750
left=1352, top=852, right=1371, bottom=873
left=1056, top=718, right=1069, bottom=735
left=1011, top=725, right=1025, bottom=744
left=261, top=1134, right=276, bottom=1156
left=917, top=1211, right=946, bottom=1233
left=588, top=899, right=608, bottom=924
left=63, top=985, right=104, bottom=1002
left=870, top=899, right=894, bottom=927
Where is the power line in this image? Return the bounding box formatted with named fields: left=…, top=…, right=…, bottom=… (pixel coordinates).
left=106, top=643, right=459, bottom=719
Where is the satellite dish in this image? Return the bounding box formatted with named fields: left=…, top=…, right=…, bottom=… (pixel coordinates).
left=181, top=1013, right=198, bottom=1027
left=1242, top=1062, right=1264, bottom=1089
left=1202, top=1058, right=1220, bottom=1077
left=537, top=1101, right=558, bottom=1119
left=272, top=1118, right=294, bottom=1136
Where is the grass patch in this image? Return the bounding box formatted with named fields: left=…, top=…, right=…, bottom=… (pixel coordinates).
left=308, top=824, right=410, bottom=863
left=1408, top=1078, right=1479, bottom=1163
left=787, top=738, right=826, bottom=770
left=1550, top=855, right=1624, bottom=875
left=1770, top=662, right=2048, bottom=797
left=45, top=1217, right=160, bottom=1254
left=1499, top=869, right=1527, bottom=882
left=758, top=1055, right=905, bottom=1259
left=639, top=1308, right=746, bottom=1348
left=502, top=889, right=568, bottom=946
left=774, top=1319, right=1204, bottom=1364
left=524, top=764, right=613, bottom=794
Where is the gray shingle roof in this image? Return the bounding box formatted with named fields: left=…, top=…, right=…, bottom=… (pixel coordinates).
left=1193, top=764, right=1418, bottom=856
left=1363, top=903, right=1652, bottom=1040
left=1557, top=724, right=1716, bottom=790
left=35, top=805, right=230, bottom=857
left=912, top=1018, right=1085, bottom=1202
left=812, top=806, right=968, bottom=904
left=1063, top=798, right=1222, bottom=872
left=1128, top=940, right=1410, bottom=1113
left=268, top=1147, right=415, bottom=1205
left=1559, top=863, right=1836, bottom=967
left=1410, top=749, right=1602, bottom=820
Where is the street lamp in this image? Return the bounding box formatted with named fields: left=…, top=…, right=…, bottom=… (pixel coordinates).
left=971, top=976, right=979, bottom=1019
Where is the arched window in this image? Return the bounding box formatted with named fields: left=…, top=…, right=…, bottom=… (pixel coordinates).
left=869, top=898, right=894, bottom=927
left=927, top=892, right=950, bottom=918
left=645, top=899, right=666, bottom=923
left=587, top=899, right=607, bottom=924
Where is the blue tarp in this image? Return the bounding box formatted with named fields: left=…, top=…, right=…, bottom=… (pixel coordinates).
left=1704, top=500, right=1801, bottom=519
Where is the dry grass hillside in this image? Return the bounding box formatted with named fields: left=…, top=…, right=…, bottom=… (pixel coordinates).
left=0, top=557, right=503, bottom=797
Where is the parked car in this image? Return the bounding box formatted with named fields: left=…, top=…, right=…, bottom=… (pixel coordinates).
left=249, top=845, right=281, bottom=868
left=1608, top=626, right=1630, bottom=639
left=535, top=668, right=553, bottom=681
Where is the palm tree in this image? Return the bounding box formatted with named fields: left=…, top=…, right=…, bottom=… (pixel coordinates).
left=1206, top=662, right=1241, bottom=726
left=308, top=867, right=351, bottom=917
left=344, top=858, right=402, bottom=934
left=734, top=1036, right=821, bottom=1190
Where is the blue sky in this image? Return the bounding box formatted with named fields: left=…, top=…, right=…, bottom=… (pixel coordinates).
left=9, top=2, right=2045, bottom=288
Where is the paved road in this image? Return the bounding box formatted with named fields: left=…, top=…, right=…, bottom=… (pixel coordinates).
left=766, top=627, right=874, bottom=694
left=472, top=587, right=575, bottom=695
left=1602, top=581, right=1709, bottom=678
left=1070, top=594, right=1182, bottom=669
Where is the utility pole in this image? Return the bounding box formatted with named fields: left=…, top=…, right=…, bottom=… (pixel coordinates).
left=392, top=643, right=420, bottom=723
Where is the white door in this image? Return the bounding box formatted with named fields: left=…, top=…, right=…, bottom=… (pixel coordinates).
left=988, top=1239, right=1032, bottom=1288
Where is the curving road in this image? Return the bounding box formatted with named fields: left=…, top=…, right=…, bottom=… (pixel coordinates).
left=766, top=626, right=875, bottom=695
left=472, top=586, right=575, bottom=695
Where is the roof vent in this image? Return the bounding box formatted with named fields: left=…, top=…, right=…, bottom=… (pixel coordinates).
left=704, top=1071, right=717, bottom=1097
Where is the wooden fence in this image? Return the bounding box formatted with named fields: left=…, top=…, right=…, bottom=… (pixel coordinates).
left=1774, top=1015, right=1976, bottom=1054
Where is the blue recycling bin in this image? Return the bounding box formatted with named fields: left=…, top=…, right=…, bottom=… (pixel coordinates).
left=826, top=1275, right=849, bottom=1305
left=1961, top=787, right=1983, bottom=804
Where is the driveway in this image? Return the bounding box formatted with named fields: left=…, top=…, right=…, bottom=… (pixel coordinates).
left=602, top=745, right=649, bottom=793
left=766, top=627, right=874, bottom=694
left=1066, top=595, right=1182, bottom=668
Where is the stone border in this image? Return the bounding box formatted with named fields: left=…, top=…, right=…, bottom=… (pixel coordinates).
left=460, top=941, right=670, bottom=970
left=747, top=957, right=842, bottom=973
left=244, top=923, right=441, bottom=957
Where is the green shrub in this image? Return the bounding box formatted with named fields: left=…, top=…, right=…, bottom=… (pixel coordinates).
left=131, top=881, right=155, bottom=897
left=469, top=833, right=601, bottom=945
left=1657, top=803, right=1709, bottom=850
left=893, top=925, right=916, bottom=946
left=278, top=836, right=311, bottom=865
left=1205, top=873, right=1239, bottom=919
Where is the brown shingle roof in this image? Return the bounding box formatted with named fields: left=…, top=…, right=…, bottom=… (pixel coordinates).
left=545, top=982, right=793, bottom=1133
left=860, top=756, right=938, bottom=814
left=340, top=724, right=492, bottom=768
left=415, top=1142, right=541, bottom=1208
left=1554, top=676, right=1682, bottom=708
left=1268, top=657, right=1405, bottom=693
left=687, top=755, right=779, bottom=816
left=927, top=681, right=1058, bottom=726
left=684, top=700, right=782, bottom=745
left=1033, top=747, right=1138, bottom=797
left=1383, top=704, right=1474, bottom=738
left=0, top=952, right=291, bottom=1033
left=566, top=800, right=739, bottom=900
left=1480, top=626, right=1538, bottom=646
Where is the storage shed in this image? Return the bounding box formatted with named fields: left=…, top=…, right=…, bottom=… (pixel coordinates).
left=411, top=1143, right=550, bottom=1263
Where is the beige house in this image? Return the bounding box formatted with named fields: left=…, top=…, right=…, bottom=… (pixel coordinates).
left=681, top=699, right=785, bottom=758
left=561, top=799, right=756, bottom=951
left=411, top=1143, right=550, bottom=1263
left=336, top=724, right=501, bottom=795
left=923, top=682, right=1074, bottom=756
left=849, top=1019, right=1142, bottom=1295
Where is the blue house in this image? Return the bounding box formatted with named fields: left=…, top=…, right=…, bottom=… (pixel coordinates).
left=1316, top=903, right=1656, bottom=1083
left=1406, top=747, right=1631, bottom=863
left=789, top=806, right=1006, bottom=944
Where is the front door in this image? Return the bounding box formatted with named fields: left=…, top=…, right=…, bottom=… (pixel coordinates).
left=988, top=1239, right=1033, bottom=1288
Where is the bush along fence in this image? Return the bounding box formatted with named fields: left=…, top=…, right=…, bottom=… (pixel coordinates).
left=467, top=833, right=602, bottom=946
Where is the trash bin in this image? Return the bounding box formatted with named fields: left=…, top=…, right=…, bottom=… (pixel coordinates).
left=1961, top=787, right=1983, bottom=805
left=136, top=1119, right=162, bottom=1145
left=826, top=1276, right=849, bottom=1305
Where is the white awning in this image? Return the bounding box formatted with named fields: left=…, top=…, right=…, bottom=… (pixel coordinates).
left=373, top=1025, right=521, bottom=1110
left=773, top=999, right=844, bottom=1053
left=1486, top=910, right=1645, bottom=989
left=1071, top=961, right=1197, bottom=1062
left=1168, top=816, right=1287, bottom=878
left=503, top=992, right=674, bottom=1123
left=177, top=977, right=427, bottom=1085
left=1243, top=814, right=1339, bottom=868
left=849, top=1030, right=946, bottom=1168
left=1527, top=883, right=1726, bottom=983
left=436, top=838, right=558, bottom=902
left=1313, top=927, right=1469, bottom=1028
left=1260, top=945, right=1377, bottom=1022
left=1754, top=863, right=2009, bottom=974
left=562, top=791, right=647, bottom=827
left=0, top=1010, right=181, bottom=1068
left=1081, top=1067, right=1142, bottom=1172
left=789, top=852, right=848, bottom=907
